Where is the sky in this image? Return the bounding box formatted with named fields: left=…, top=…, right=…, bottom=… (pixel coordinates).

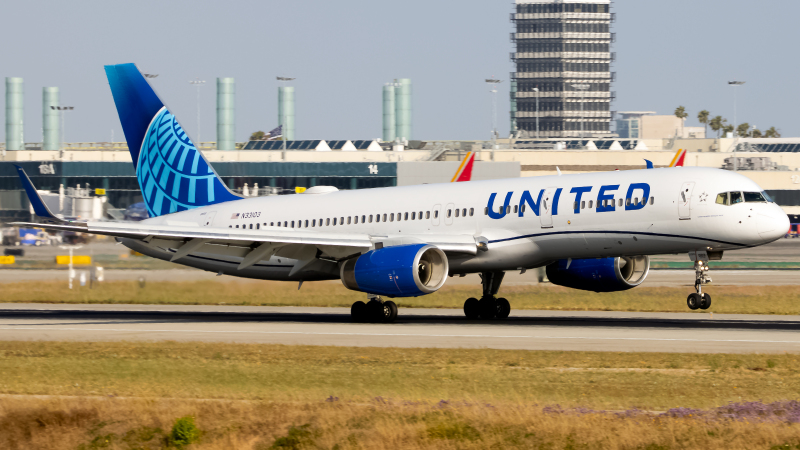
left=1, top=0, right=798, bottom=144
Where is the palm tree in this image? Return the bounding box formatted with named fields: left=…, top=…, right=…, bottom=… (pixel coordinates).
left=764, top=127, right=781, bottom=138
left=697, top=110, right=710, bottom=137
left=751, top=128, right=763, bottom=138
left=674, top=106, right=688, bottom=137
left=722, top=124, right=734, bottom=137
left=736, top=123, right=751, bottom=138
left=709, top=116, right=727, bottom=138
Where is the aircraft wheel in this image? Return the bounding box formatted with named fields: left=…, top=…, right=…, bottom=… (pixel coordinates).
left=383, top=301, right=398, bottom=323
left=350, top=301, right=366, bottom=322
left=464, top=298, right=480, bottom=319
left=478, top=297, right=497, bottom=320
left=699, top=293, right=712, bottom=310
left=687, top=293, right=701, bottom=310
left=496, top=298, right=511, bottom=319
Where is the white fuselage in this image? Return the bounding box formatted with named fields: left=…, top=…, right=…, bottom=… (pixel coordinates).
left=123, top=167, right=789, bottom=282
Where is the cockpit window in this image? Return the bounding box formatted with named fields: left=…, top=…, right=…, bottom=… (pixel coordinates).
left=744, top=191, right=768, bottom=203
left=762, top=191, right=775, bottom=203
left=730, top=191, right=743, bottom=205
left=715, top=193, right=728, bottom=205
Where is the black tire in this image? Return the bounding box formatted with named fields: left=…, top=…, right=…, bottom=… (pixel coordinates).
left=687, top=293, right=701, bottom=310
left=464, top=298, right=480, bottom=319
left=351, top=301, right=366, bottom=321
left=700, top=293, right=712, bottom=310
left=478, top=298, right=497, bottom=319
left=496, top=298, right=511, bottom=319
left=366, top=300, right=384, bottom=322
left=383, top=301, right=398, bottom=323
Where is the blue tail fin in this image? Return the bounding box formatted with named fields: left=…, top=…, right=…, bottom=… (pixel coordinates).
left=104, top=63, right=240, bottom=217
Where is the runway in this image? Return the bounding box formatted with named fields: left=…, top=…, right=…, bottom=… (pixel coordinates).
left=2, top=304, right=800, bottom=354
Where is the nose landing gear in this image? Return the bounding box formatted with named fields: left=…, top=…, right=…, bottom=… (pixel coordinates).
left=687, top=260, right=712, bottom=310
left=464, top=271, right=510, bottom=319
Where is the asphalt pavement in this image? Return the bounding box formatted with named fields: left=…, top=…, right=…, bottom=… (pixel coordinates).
left=2, top=304, right=799, bottom=354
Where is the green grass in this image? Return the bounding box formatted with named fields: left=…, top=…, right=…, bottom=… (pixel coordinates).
left=2, top=280, right=800, bottom=315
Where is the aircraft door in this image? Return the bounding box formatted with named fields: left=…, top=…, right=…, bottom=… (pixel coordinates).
left=200, top=211, right=216, bottom=227
left=678, top=182, right=695, bottom=220
left=444, top=203, right=455, bottom=226
left=432, top=204, right=441, bottom=226
left=540, top=187, right=558, bottom=228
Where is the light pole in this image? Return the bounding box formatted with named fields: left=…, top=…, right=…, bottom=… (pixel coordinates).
left=485, top=78, right=503, bottom=152
left=189, top=78, right=206, bottom=145
left=728, top=80, right=745, bottom=171
left=277, top=76, right=295, bottom=154
left=533, top=87, right=540, bottom=139
left=571, top=83, right=590, bottom=140
left=51, top=106, right=74, bottom=151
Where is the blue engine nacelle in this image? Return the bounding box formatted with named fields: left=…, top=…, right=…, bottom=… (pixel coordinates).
left=340, top=244, right=449, bottom=297
left=545, top=256, right=650, bottom=293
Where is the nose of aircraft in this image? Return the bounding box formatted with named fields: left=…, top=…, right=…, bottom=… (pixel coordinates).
left=756, top=207, right=790, bottom=242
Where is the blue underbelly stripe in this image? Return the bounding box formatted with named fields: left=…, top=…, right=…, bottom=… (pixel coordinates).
left=488, top=230, right=746, bottom=247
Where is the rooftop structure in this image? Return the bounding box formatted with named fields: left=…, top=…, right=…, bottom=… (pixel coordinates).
left=511, top=0, right=614, bottom=139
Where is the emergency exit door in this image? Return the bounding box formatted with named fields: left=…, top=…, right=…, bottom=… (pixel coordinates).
left=678, top=182, right=695, bottom=220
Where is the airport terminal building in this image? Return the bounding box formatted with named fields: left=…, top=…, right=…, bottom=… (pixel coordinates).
left=511, top=0, right=614, bottom=138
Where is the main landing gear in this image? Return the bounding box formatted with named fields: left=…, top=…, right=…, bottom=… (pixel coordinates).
left=464, top=271, right=510, bottom=320
left=687, top=260, right=712, bottom=310
left=351, top=297, right=398, bottom=323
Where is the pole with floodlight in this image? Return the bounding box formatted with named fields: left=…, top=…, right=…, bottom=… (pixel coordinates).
left=189, top=78, right=206, bottom=146
left=728, top=81, right=745, bottom=171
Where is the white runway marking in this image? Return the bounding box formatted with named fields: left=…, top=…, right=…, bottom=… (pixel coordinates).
left=3, top=326, right=800, bottom=345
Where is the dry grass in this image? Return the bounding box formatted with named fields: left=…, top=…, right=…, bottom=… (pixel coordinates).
left=2, top=341, right=800, bottom=448
left=3, top=396, right=800, bottom=450
left=2, top=280, right=800, bottom=315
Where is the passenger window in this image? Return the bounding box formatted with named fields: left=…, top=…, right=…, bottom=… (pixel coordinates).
left=312, top=219, right=316, bottom=227
left=484, top=207, right=488, bottom=215
left=455, top=209, right=460, bottom=218
left=447, top=209, right=452, bottom=218
left=730, top=192, right=743, bottom=204
left=634, top=198, right=638, bottom=206
left=404, top=212, right=409, bottom=220
left=354, top=216, right=358, bottom=224
left=326, top=218, right=330, bottom=226
left=305, top=220, right=309, bottom=227
left=335, top=218, right=339, bottom=226
left=411, top=212, right=416, bottom=220
left=618, top=198, right=623, bottom=207
left=270, top=222, right=274, bottom=226
left=573, top=201, right=578, bottom=210
left=625, top=199, right=630, bottom=206
left=650, top=197, right=654, bottom=205
left=362, top=215, right=366, bottom=223
left=256, top=224, right=260, bottom=230
left=229, top=225, right=232, bottom=228
left=581, top=201, right=585, bottom=209
left=347, top=217, right=351, bottom=225
left=383, top=214, right=387, bottom=221
left=236, top=225, right=239, bottom=228
left=434, top=211, right=439, bottom=219
left=469, top=208, right=474, bottom=216
left=340, top=217, right=344, bottom=224
left=506, top=205, right=511, bottom=214
left=716, top=193, right=727, bottom=205
left=419, top=211, right=423, bottom=219
left=588, top=200, right=593, bottom=209
left=369, top=215, right=373, bottom=223
left=390, top=213, right=395, bottom=222
left=462, top=208, right=467, bottom=217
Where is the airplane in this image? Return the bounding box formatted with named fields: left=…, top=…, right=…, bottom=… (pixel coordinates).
left=9, top=64, right=789, bottom=323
